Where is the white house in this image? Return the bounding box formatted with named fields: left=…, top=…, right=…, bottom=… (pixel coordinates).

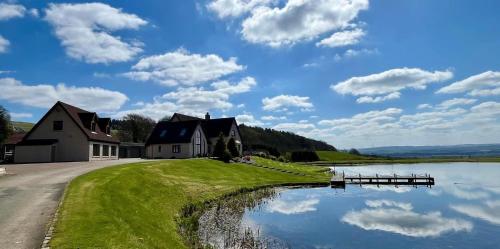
left=14, top=101, right=120, bottom=163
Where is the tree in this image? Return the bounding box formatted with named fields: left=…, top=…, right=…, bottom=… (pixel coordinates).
left=213, top=133, right=227, bottom=158
left=113, top=114, right=156, bottom=143
left=227, top=137, right=240, bottom=157
left=349, top=148, right=361, bottom=155
left=0, top=105, right=12, bottom=144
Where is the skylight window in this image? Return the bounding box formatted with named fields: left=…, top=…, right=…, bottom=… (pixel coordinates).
left=160, top=130, right=167, bottom=137
left=180, top=128, right=187, bottom=136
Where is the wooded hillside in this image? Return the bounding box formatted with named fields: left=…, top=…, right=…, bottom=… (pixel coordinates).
left=239, top=124, right=336, bottom=154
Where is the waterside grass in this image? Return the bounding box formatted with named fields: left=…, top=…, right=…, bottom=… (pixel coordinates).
left=50, top=158, right=330, bottom=248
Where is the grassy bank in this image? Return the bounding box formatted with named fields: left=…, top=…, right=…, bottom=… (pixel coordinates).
left=315, top=150, right=500, bottom=165
left=51, top=158, right=329, bottom=248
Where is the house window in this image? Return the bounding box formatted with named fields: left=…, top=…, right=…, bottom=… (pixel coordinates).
left=158, top=146, right=162, bottom=152
left=231, top=130, right=235, bottom=137
left=91, top=121, right=96, bottom=132
left=172, top=145, right=181, bottom=153
left=111, top=146, right=117, bottom=156
left=53, top=121, right=63, bottom=131
left=195, top=130, right=201, bottom=145
left=106, top=126, right=111, bottom=135
left=180, top=128, right=187, bottom=136
left=103, top=145, right=109, bottom=156
left=92, top=144, right=100, bottom=157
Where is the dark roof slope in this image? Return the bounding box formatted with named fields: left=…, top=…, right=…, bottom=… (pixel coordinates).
left=145, top=120, right=200, bottom=145
left=23, top=101, right=119, bottom=144
left=201, top=118, right=236, bottom=138
left=17, top=139, right=58, bottom=146
left=4, top=132, right=26, bottom=145
left=170, top=113, right=202, bottom=122
left=97, top=118, right=111, bottom=132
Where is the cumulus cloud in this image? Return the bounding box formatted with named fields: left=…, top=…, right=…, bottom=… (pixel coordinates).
left=241, top=0, right=368, bottom=47
left=262, top=95, right=314, bottom=112
left=437, top=71, right=500, bottom=96
left=236, top=114, right=264, bottom=126
left=316, top=28, right=365, bottom=48
left=261, top=115, right=286, bottom=121
left=356, top=92, right=400, bottom=103
left=0, top=78, right=128, bottom=112
left=267, top=198, right=320, bottom=215
left=207, top=0, right=274, bottom=19
left=332, top=68, right=453, bottom=103
left=124, top=48, right=245, bottom=86
left=10, top=112, right=33, bottom=119
left=273, top=122, right=315, bottom=131
left=417, top=103, right=432, bottom=109
left=436, top=98, right=477, bottom=110
left=342, top=200, right=473, bottom=237
left=451, top=200, right=500, bottom=225
left=44, top=3, right=147, bottom=64
left=113, top=77, right=256, bottom=120
left=0, top=3, right=26, bottom=20
left=0, top=35, right=9, bottom=53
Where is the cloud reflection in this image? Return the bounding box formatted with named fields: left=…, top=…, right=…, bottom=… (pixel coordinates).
left=342, top=200, right=473, bottom=237
left=267, top=198, right=320, bottom=215
left=451, top=200, right=500, bottom=225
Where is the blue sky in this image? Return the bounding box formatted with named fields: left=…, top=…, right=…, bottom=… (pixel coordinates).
left=1, top=0, right=500, bottom=148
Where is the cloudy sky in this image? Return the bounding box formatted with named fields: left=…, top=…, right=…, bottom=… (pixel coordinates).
left=1, top=0, right=500, bottom=149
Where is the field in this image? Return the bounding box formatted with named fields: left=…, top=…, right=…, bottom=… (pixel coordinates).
left=50, top=158, right=329, bottom=248
left=11, top=121, right=34, bottom=132
left=315, top=150, right=500, bottom=164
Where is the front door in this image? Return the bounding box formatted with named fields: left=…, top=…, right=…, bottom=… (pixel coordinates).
left=50, top=145, right=56, bottom=162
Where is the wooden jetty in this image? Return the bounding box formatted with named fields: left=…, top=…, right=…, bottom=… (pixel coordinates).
left=331, top=172, right=434, bottom=188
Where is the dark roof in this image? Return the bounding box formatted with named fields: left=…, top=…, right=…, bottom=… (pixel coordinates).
left=23, top=101, right=119, bottom=144
left=170, top=113, right=203, bottom=122
left=17, top=139, right=58, bottom=146
left=97, top=118, right=111, bottom=132
left=120, top=142, right=145, bottom=147
left=145, top=120, right=200, bottom=145
left=4, top=132, right=26, bottom=145
left=201, top=118, right=237, bottom=138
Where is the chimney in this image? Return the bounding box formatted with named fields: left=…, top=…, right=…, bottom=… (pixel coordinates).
left=205, top=112, right=210, bottom=120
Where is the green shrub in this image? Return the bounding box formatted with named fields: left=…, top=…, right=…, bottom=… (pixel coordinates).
left=290, top=151, right=320, bottom=162
left=213, top=133, right=226, bottom=158
left=227, top=137, right=240, bottom=157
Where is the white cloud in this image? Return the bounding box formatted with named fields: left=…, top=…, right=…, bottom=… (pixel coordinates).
left=417, top=103, right=432, bottom=109
left=0, top=3, right=26, bottom=20
left=0, top=77, right=128, bottom=112
left=124, top=48, right=245, bottom=86
left=0, top=35, right=9, bottom=53
left=113, top=77, right=256, bottom=120
left=316, top=28, right=365, bottom=48
left=332, top=68, right=453, bottom=103
left=451, top=200, right=500, bottom=225
left=241, top=0, right=369, bottom=47
left=342, top=200, right=473, bottom=237
left=273, top=122, right=315, bottom=131
left=333, top=48, right=379, bottom=62
left=267, top=198, right=319, bottom=215
left=356, top=92, right=400, bottom=103
left=10, top=112, right=33, bottom=119
left=261, top=115, right=286, bottom=121
left=436, top=98, right=477, bottom=110
left=207, top=0, right=274, bottom=19
left=44, top=3, right=147, bottom=64
left=437, top=71, right=500, bottom=96
left=236, top=114, right=264, bottom=126
left=262, top=95, right=314, bottom=112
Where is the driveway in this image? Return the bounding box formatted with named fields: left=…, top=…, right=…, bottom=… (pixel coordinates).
left=0, top=159, right=146, bottom=249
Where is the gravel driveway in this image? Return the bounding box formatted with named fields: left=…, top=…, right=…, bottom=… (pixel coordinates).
left=0, top=159, right=147, bottom=249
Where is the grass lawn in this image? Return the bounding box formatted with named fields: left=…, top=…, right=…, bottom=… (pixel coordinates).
left=315, top=151, right=500, bottom=164
left=51, top=158, right=330, bottom=248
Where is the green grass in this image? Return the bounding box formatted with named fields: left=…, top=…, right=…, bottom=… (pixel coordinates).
left=11, top=121, right=34, bottom=132
left=51, top=158, right=330, bottom=248
left=316, top=151, right=373, bottom=161
left=315, top=150, right=500, bottom=164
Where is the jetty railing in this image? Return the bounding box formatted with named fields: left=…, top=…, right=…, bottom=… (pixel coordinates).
left=331, top=171, right=434, bottom=188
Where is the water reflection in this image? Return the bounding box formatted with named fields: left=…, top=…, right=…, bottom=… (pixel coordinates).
left=198, top=163, right=500, bottom=249
left=342, top=199, right=472, bottom=237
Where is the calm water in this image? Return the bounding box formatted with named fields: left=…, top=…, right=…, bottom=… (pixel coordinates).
left=199, top=163, right=500, bottom=249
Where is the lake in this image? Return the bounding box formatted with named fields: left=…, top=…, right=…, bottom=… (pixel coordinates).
left=198, top=162, right=500, bottom=249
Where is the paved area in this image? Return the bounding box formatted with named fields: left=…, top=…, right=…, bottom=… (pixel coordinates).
left=0, top=159, right=146, bottom=249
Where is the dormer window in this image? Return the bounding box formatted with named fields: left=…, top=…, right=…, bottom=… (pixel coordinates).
left=91, top=121, right=96, bottom=132
left=106, top=125, right=111, bottom=135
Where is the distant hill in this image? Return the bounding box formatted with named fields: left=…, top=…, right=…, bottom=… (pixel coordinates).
left=239, top=124, right=336, bottom=154
left=359, top=144, right=500, bottom=158
left=316, top=151, right=373, bottom=161
left=11, top=121, right=34, bottom=133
